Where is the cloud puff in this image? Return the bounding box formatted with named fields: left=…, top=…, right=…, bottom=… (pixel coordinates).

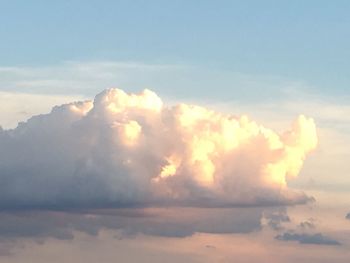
left=299, top=218, right=316, bottom=230
left=0, top=88, right=318, bottom=209
left=263, top=208, right=290, bottom=230
left=275, top=232, right=341, bottom=246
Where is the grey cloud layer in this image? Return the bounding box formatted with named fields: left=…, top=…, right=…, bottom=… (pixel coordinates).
left=276, top=232, right=341, bottom=246
left=0, top=207, right=264, bottom=245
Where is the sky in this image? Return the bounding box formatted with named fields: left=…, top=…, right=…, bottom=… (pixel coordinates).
left=0, top=1, right=350, bottom=262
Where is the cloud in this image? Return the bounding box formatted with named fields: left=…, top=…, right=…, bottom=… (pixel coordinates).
left=0, top=88, right=318, bottom=209
left=0, top=60, right=307, bottom=107
left=0, top=207, right=265, bottom=247
left=0, top=61, right=184, bottom=96
left=299, top=218, right=316, bottom=230
left=263, top=208, right=290, bottom=230
left=346, top=213, right=350, bottom=220
left=0, top=91, right=84, bottom=129
left=275, top=232, right=341, bottom=246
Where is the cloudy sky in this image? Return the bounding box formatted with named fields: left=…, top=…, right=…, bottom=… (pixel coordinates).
left=0, top=1, right=350, bottom=262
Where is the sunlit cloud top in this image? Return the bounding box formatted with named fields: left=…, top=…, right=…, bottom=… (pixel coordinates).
left=0, top=88, right=317, bottom=209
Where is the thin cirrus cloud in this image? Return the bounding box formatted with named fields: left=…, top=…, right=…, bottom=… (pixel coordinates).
left=0, top=88, right=318, bottom=209
left=0, top=61, right=297, bottom=102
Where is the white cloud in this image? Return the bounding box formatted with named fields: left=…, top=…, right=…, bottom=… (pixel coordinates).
left=212, top=96, right=350, bottom=192
left=0, top=91, right=84, bottom=129
left=0, top=88, right=317, bottom=209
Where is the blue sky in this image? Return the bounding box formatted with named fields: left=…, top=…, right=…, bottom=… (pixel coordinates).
left=0, top=0, right=349, bottom=97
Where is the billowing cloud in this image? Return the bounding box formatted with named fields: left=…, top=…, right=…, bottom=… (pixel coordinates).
left=0, top=91, right=84, bottom=129
left=0, top=88, right=318, bottom=209
left=276, top=232, right=341, bottom=246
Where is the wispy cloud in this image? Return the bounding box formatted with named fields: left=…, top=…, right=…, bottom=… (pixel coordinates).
left=0, top=60, right=303, bottom=102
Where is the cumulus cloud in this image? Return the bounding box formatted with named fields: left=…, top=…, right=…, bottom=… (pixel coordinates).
left=275, top=232, right=341, bottom=246
left=0, top=88, right=318, bottom=209
left=0, top=91, right=84, bottom=129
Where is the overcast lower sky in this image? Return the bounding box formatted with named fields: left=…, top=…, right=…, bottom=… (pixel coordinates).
left=0, top=1, right=350, bottom=262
